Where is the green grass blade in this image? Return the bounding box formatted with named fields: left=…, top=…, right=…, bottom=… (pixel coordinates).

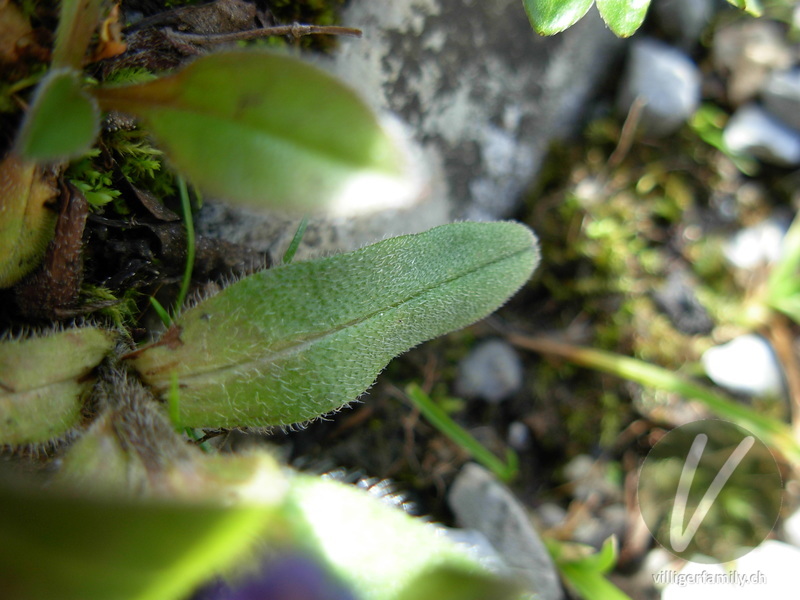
left=405, top=384, right=518, bottom=482
left=510, top=335, right=800, bottom=465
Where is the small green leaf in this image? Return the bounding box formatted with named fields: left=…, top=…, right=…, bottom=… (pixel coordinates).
left=596, top=0, right=651, bottom=37
left=0, top=327, right=117, bottom=445
left=547, top=537, right=633, bottom=600
left=725, top=0, right=763, bottom=17
left=93, top=51, right=409, bottom=213
left=15, top=69, right=100, bottom=161
left=52, top=0, right=104, bottom=69
left=522, top=0, right=595, bottom=35
left=130, top=222, right=539, bottom=428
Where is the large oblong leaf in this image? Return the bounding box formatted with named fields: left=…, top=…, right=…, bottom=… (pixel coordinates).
left=596, top=0, right=651, bottom=37
left=130, top=222, right=539, bottom=428
left=92, top=51, right=409, bottom=214
left=0, top=327, right=117, bottom=445
left=522, top=0, right=595, bottom=35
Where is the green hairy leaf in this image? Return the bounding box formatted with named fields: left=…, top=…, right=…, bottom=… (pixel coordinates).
left=131, top=222, right=539, bottom=428
left=0, top=327, right=117, bottom=445
left=596, top=0, right=651, bottom=37
left=0, top=154, right=58, bottom=287
left=15, top=69, right=100, bottom=161
left=522, top=0, right=595, bottom=35
left=93, top=51, right=408, bottom=213
left=288, top=475, right=521, bottom=600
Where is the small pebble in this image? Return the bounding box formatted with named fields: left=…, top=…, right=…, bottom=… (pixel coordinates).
left=701, top=334, right=784, bottom=397
left=617, top=37, right=701, bottom=136
left=455, top=338, right=523, bottom=403
left=723, top=103, right=800, bottom=166
left=653, top=270, right=714, bottom=335
left=724, top=217, right=788, bottom=269
left=762, top=68, right=800, bottom=132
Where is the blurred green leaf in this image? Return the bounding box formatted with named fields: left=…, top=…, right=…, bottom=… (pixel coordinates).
left=93, top=51, right=408, bottom=213
left=596, top=0, right=651, bottom=37
left=0, top=475, right=278, bottom=600
left=767, top=211, right=800, bottom=323
left=130, top=222, right=539, bottom=428
left=15, top=69, right=99, bottom=161
left=289, top=474, right=519, bottom=600
left=0, top=327, right=117, bottom=445
left=52, top=0, right=104, bottom=68
left=522, top=0, right=595, bottom=35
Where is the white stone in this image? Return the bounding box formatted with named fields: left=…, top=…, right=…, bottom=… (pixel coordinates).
left=782, top=507, right=800, bottom=549
left=723, top=104, right=800, bottom=166
left=701, top=334, right=784, bottom=397
left=723, top=218, right=788, bottom=269
left=617, top=37, right=702, bottom=136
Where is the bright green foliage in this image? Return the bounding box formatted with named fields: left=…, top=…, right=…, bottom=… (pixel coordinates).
left=131, top=222, right=539, bottom=428
left=547, top=537, right=632, bottom=600
left=67, top=150, right=124, bottom=208
left=0, top=327, right=117, bottom=445
left=523, top=0, right=594, bottom=35
left=525, top=0, right=759, bottom=37
left=51, top=0, right=104, bottom=69
left=595, top=0, right=651, bottom=37
left=15, top=69, right=99, bottom=161
left=93, top=51, right=407, bottom=213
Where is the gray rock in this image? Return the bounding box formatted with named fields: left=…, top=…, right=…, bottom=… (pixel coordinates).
left=763, top=69, right=800, bottom=132
left=723, top=103, right=800, bottom=166
left=332, top=0, right=623, bottom=221
left=653, top=269, right=714, bottom=335
left=455, top=338, right=524, bottom=403
left=653, top=0, right=715, bottom=49
left=197, top=0, right=624, bottom=258
left=449, top=463, right=565, bottom=600
left=617, top=37, right=701, bottom=136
